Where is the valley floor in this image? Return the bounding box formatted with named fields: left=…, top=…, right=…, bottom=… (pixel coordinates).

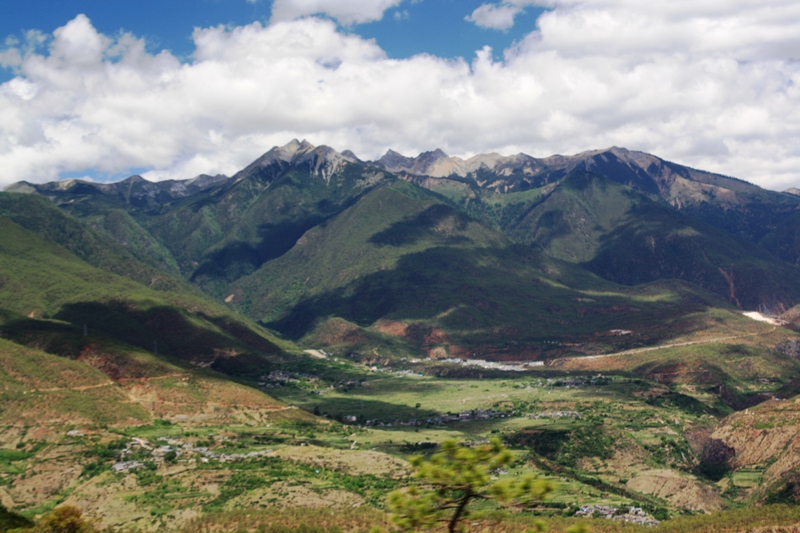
left=4, top=328, right=800, bottom=532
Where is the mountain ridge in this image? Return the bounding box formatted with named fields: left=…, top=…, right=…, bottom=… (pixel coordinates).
left=7, top=139, right=800, bottom=319
left=7, top=140, right=795, bottom=212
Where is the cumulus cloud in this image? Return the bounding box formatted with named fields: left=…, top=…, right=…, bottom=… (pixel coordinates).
left=2, top=3, right=800, bottom=190
left=465, top=1, right=539, bottom=30
left=270, top=0, right=406, bottom=25
left=466, top=4, right=521, bottom=31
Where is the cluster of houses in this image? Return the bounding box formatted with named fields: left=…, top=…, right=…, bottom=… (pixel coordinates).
left=257, top=371, right=367, bottom=391
left=575, top=505, right=659, bottom=527
left=110, top=436, right=274, bottom=472
left=257, top=370, right=320, bottom=388
left=547, top=376, right=591, bottom=388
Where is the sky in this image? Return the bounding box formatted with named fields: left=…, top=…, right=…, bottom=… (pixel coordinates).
left=1, top=0, right=800, bottom=190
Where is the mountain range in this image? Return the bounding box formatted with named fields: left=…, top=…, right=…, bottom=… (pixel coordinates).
left=6, top=139, right=800, bottom=360
left=6, top=140, right=800, bottom=526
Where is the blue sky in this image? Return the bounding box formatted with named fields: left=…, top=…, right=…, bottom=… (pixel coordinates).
left=0, top=0, right=545, bottom=83
left=1, top=0, right=800, bottom=190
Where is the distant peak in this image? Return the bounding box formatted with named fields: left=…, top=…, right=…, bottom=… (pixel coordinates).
left=265, top=139, right=317, bottom=164
left=124, top=175, right=146, bottom=183
left=376, top=149, right=414, bottom=170
left=280, top=138, right=314, bottom=151
left=341, top=149, right=360, bottom=161
left=606, top=146, right=631, bottom=156
left=421, top=148, right=448, bottom=160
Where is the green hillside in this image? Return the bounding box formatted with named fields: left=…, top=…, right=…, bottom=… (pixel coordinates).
left=447, top=173, right=800, bottom=311
left=222, top=180, right=739, bottom=359
left=0, top=193, right=184, bottom=290
left=14, top=148, right=800, bottom=316
left=0, top=213, right=294, bottom=378
left=4, top=165, right=762, bottom=361
left=145, top=162, right=391, bottom=291
left=759, top=209, right=800, bottom=266
left=7, top=145, right=800, bottom=532
left=0, top=337, right=150, bottom=426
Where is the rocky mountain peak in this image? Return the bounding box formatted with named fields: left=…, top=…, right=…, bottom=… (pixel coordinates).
left=375, top=149, right=416, bottom=172
left=233, top=140, right=361, bottom=184
left=269, top=138, right=316, bottom=164
left=372, top=148, right=452, bottom=176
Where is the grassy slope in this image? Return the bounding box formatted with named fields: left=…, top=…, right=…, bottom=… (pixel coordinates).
left=178, top=504, right=800, bottom=533
left=0, top=337, right=150, bottom=426
left=706, top=393, right=800, bottom=504
left=458, top=173, right=800, bottom=311
left=226, top=181, right=743, bottom=359
left=231, top=180, right=506, bottom=322
left=0, top=215, right=295, bottom=378
left=144, top=163, right=391, bottom=292
left=83, top=207, right=182, bottom=275
left=0, top=193, right=183, bottom=291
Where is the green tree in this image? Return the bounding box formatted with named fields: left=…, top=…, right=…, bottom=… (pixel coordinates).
left=389, top=438, right=555, bottom=533
left=36, top=506, right=95, bottom=533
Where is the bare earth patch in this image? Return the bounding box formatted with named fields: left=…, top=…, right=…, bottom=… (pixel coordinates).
left=275, top=445, right=410, bottom=478
left=233, top=482, right=365, bottom=509
left=626, top=469, right=722, bottom=512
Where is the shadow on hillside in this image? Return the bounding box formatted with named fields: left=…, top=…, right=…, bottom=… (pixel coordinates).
left=369, top=204, right=471, bottom=247
left=291, top=396, right=439, bottom=422
left=190, top=172, right=382, bottom=285
left=264, top=244, right=713, bottom=345
left=51, top=301, right=277, bottom=377
left=529, top=209, right=572, bottom=250
left=191, top=218, right=326, bottom=284
left=582, top=202, right=800, bottom=309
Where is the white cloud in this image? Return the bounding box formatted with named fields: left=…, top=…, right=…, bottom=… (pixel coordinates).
left=270, top=0, right=405, bottom=25
left=466, top=4, right=523, bottom=31
left=465, top=1, right=543, bottom=30
left=2, top=4, right=800, bottom=190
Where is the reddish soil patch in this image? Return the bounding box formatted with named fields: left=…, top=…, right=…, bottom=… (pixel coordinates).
left=371, top=320, right=408, bottom=337
left=309, top=319, right=367, bottom=345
